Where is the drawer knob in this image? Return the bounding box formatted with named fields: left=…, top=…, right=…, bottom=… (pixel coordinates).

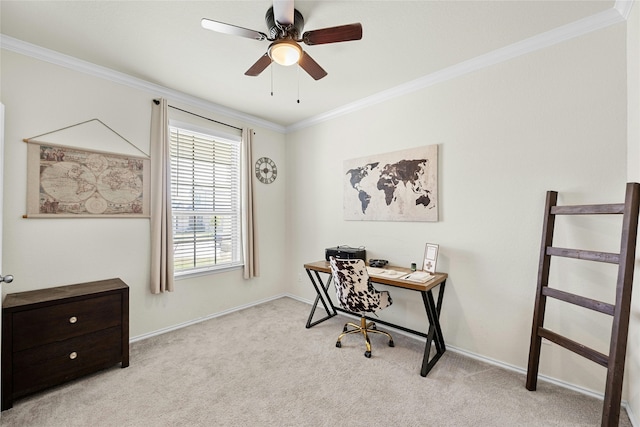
left=69, top=316, right=78, bottom=324
left=69, top=352, right=78, bottom=360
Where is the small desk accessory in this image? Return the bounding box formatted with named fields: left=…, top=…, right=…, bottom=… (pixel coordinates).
left=423, top=243, right=439, bottom=274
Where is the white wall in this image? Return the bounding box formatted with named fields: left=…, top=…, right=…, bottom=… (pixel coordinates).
left=626, top=0, right=640, bottom=421
left=1, top=3, right=637, bottom=420
left=0, top=50, right=287, bottom=339
left=286, top=23, right=628, bottom=396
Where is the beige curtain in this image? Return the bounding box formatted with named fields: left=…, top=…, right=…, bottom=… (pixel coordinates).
left=242, top=128, right=259, bottom=279
left=150, top=98, right=175, bottom=293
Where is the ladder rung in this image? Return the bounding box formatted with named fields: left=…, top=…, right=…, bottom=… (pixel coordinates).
left=542, top=287, right=615, bottom=315
left=551, top=203, right=625, bottom=215
left=546, top=247, right=620, bottom=264
left=538, top=327, right=608, bottom=367
left=527, top=184, right=640, bottom=426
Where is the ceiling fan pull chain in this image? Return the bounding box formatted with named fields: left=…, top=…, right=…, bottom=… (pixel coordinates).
left=271, top=65, right=274, bottom=97
left=297, top=65, right=300, bottom=104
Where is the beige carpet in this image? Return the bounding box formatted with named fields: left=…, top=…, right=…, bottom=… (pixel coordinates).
left=0, top=297, right=633, bottom=426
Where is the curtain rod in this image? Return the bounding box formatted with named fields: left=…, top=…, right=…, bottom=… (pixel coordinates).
left=153, top=99, right=242, bottom=132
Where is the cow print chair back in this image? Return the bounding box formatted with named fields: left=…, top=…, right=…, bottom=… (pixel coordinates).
left=329, top=256, right=394, bottom=358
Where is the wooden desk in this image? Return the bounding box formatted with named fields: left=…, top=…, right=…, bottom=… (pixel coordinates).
left=303, top=260, right=448, bottom=377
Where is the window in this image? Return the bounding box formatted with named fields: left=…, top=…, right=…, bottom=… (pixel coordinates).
left=169, top=124, right=242, bottom=276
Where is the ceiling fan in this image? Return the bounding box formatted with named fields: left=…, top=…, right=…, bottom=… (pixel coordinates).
left=201, top=0, right=363, bottom=80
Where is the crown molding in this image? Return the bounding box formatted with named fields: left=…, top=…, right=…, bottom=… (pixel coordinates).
left=286, top=5, right=627, bottom=133
left=615, top=0, right=635, bottom=20
left=1, top=1, right=631, bottom=136
left=0, top=35, right=286, bottom=134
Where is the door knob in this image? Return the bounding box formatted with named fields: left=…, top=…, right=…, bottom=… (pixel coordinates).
left=0, top=274, right=13, bottom=283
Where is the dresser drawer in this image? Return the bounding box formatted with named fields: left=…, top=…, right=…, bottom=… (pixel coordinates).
left=2, top=278, right=129, bottom=411
left=12, top=294, right=122, bottom=351
left=12, top=326, right=122, bottom=398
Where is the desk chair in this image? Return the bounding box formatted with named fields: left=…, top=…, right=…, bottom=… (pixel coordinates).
left=329, top=257, right=394, bottom=358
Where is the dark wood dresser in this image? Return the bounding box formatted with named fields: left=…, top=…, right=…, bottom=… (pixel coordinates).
left=1, top=278, right=129, bottom=410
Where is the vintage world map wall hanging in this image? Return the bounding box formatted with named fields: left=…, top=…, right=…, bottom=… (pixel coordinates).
left=343, top=145, right=438, bottom=222
left=26, top=142, right=150, bottom=218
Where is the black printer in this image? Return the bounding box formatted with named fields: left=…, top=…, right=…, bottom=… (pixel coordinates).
left=325, top=246, right=366, bottom=261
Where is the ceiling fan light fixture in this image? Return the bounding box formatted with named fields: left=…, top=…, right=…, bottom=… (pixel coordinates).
left=268, top=40, right=302, bottom=66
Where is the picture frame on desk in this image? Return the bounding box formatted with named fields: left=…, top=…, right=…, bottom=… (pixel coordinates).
left=423, top=243, right=439, bottom=274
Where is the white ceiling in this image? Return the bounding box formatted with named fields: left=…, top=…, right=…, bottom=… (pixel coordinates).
left=0, top=1, right=618, bottom=128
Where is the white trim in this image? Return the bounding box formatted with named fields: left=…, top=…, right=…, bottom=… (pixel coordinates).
left=130, top=293, right=288, bottom=342
left=285, top=6, right=627, bottom=133
left=446, top=344, right=637, bottom=426
left=446, top=343, right=603, bottom=399
left=615, top=0, right=636, bottom=20
left=0, top=4, right=632, bottom=135
left=290, top=294, right=637, bottom=424
left=625, top=401, right=639, bottom=427
left=0, top=0, right=634, bottom=133
left=128, top=293, right=636, bottom=424
left=0, top=35, right=286, bottom=134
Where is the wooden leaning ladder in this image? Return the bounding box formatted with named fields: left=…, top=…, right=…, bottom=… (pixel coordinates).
left=526, top=182, right=640, bottom=427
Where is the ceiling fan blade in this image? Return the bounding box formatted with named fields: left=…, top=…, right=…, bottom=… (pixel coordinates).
left=201, top=18, right=267, bottom=41
left=245, top=53, right=273, bottom=77
left=302, top=23, right=363, bottom=46
left=298, top=51, right=327, bottom=80
left=273, top=0, right=294, bottom=25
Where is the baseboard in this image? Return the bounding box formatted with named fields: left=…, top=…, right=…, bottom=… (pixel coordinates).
left=290, top=294, right=638, bottom=425
left=129, top=293, right=289, bottom=343
left=625, top=402, right=639, bottom=427
left=129, top=293, right=637, bottom=426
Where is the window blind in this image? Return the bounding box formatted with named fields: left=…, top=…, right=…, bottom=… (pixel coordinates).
left=169, top=126, right=242, bottom=275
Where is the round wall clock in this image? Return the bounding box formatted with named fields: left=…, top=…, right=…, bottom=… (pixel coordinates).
left=255, top=157, right=277, bottom=184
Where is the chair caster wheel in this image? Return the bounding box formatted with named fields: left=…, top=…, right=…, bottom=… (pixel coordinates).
left=364, top=351, right=371, bottom=358
left=388, top=340, right=395, bottom=347
left=336, top=341, right=342, bottom=348
left=343, top=325, right=348, bottom=332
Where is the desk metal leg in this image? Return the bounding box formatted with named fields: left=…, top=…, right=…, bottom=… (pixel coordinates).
left=304, top=266, right=447, bottom=378
left=429, top=282, right=447, bottom=351
left=420, top=280, right=447, bottom=377
left=305, top=269, right=337, bottom=328
left=435, top=280, right=446, bottom=317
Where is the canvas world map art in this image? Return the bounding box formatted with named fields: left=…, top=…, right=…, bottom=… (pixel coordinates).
left=343, top=145, right=438, bottom=221
left=27, top=142, right=150, bottom=218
